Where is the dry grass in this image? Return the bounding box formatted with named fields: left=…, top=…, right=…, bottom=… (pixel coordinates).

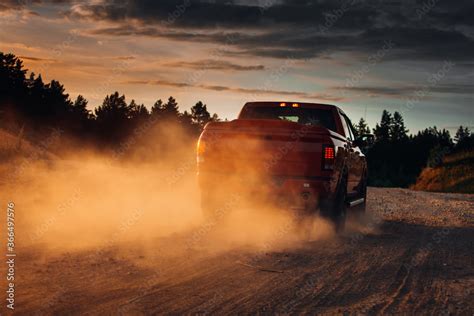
left=412, top=149, right=474, bottom=194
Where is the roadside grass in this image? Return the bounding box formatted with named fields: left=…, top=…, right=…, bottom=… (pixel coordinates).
left=412, top=149, right=474, bottom=194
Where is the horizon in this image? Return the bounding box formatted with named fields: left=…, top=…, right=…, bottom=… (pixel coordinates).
left=1, top=0, right=473, bottom=134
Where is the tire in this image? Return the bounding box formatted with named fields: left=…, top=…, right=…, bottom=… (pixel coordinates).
left=320, top=174, right=347, bottom=233
left=353, top=174, right=367, bottom=216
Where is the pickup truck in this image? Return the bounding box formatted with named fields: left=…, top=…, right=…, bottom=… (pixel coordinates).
left=196, top=101, right=373, bottom=231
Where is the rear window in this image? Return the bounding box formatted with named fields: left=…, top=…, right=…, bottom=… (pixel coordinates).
left=239, top=106, right=337, bottom=132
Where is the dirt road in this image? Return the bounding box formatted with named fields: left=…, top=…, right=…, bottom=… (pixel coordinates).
left=5, top=188, right=474, bottom=315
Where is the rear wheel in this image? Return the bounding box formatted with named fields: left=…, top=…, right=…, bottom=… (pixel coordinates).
left=321, top=175, right=347, bottom=233
left=353, top=174, right=367, bottom=216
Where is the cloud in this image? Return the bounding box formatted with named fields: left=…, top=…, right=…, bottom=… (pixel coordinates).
left=125, top=79, right=344, bottom=102
left=0, top=0, right=41, bottom=12
left=338, top=83, right=474, bottom=98
left=163, top=60, right=265, bottom=71
left=0, top=1, right=25, bottom=12
left=74, top=0, right=474, bottom=62
left=68, top=0, right=365, bottom=29
left=114, top=56, right=136, bottom=61
left=18, top=56, right=56, bottom=62
left=87, top=23, right=474, bottom=62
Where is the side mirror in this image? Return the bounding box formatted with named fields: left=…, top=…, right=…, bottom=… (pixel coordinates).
left=354, top=134, right=375, bottom=149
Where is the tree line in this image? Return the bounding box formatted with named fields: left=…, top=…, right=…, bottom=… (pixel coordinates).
left=354, top=110, right=473, bottom=187
left=1, top=52, right=472, bottom=187
left=0, top=52, right=219, bottom=146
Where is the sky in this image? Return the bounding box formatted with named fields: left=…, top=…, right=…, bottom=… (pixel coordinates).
left=0, top=0, right=473, bottom=134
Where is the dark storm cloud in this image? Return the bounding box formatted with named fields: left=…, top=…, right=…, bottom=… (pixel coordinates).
left=422, top=0, right=474, bottom=27
left=89, top=23, right=474, bottom=61
left=67, top=0, right=474, bottom=29
left=0, top=0, right=41, bottom=11
left=68, top=0, right=377, bottom=29
left=65, top=0, right=474, bottom=64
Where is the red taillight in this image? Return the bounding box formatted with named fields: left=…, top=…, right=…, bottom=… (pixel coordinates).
left=324, top=147, right=335, bottom=160
left=323, top=145, right=335, bottom=170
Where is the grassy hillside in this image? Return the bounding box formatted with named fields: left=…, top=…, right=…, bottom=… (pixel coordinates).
left=0, top=128, right=44, bottom=160
left=0, top=128, right=57, bottom=178
left=412, top=150, right=474, bottom=194
left=1, top=129, right=21, bottom=159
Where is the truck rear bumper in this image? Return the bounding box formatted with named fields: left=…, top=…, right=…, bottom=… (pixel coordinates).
left=198, top=172, right=332, bottom=212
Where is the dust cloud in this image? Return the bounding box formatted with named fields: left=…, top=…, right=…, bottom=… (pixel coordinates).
left=3, top=122, right=335, bottom=256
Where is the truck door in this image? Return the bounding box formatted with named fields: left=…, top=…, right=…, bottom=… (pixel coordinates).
left=344, top=115, right=365, bottom=190
left=338, top=112, right=360, bottom=194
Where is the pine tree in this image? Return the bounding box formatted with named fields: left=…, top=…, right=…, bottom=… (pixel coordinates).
left=454, top=126, right=474, bottom=150
left=0, top=52, right=27, bottom=98
left=163, top=96, right=180, bottom=120
left=27, top=73, right=46, bottom=116
left=43, top=79, right=72, bottom=119
left=454, top=125, right=470, bottom=143
left=391, top=111, right=409, bottom=142
left=191, top=101, right=211, bottom=127
left=30, top=74, right=45, bottom=93
left=439, top=129, right=453, bottom=148
left=94, top=92, right=132, bottom=141
left=95, top=92, right=130, bottom=123
left=129, top=99, right=149, bottom=121
left=354, top=117, right=371, bottom=138
left=151, top=97, right=180, bottom=121
left=151, top=99, right=164, bottom=117
left=373, top=110, right=392, bottom=142
left=72, top=95, right=90, bottom=120
left=180, top=110, right=194, bottom=127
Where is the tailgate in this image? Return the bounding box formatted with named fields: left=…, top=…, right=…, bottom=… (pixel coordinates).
left=199, top=119, right=331, bottom=178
